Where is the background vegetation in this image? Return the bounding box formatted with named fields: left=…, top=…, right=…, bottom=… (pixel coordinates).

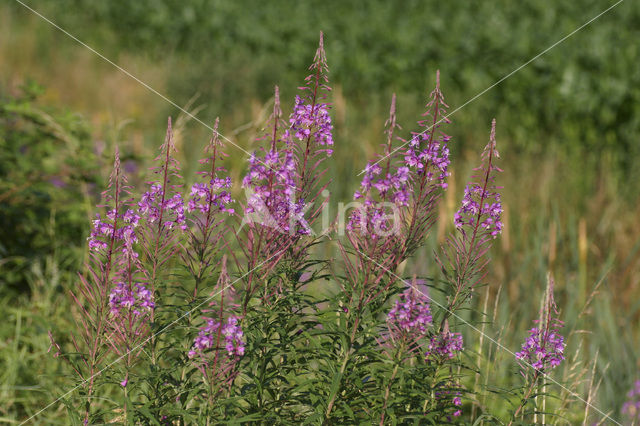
left=1, top=0, right=639, bottom=423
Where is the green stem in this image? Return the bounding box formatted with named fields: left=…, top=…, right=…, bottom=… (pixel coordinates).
left=509, top=371, right=540, bottom=425
left=325, top=349, right=351, bottom=419
left=380, top=361, right=400, bottom=425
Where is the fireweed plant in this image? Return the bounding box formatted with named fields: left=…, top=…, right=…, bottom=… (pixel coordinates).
left=509, top=276, right=566, bottom=424
left=48, top=33, right=570, bottom=424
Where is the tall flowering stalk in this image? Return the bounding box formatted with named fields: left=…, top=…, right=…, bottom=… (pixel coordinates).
left=327, top=80, right=453, bottom=419
left=106, top=246, right=154, bottom=421
left=510, top=276, right=565, bottom=424
left=136, top=118, right=186, bottom=367
left=288, top=31, right=334, bottom=243
left=238, top=39, right=335, bottom=411
left=156, top=120, right=235, bottom=421
left=410, top=121, right=503, bottom=419
left=50, top=148, right=134, bottom=424
left=437, top=119, right=502, bottom=327
left=289, top=31, right=334, bottom=198
left=240, top=86, right=302, bottom=310
left=242, top=88, right=303, bottom=241
left=239, top=33, right=333, bottom=310
left=341, top=95, right=404, bottom=317
left=399, top=71, right=452, bottom=259
left=184, top=118, right=234, bottom=298
left=343, top=76, right=452, bottom=311
left=326, top=93, right=402, bottom=418
left=378, top=278, right=432, bottom=424
left=347, top=94, right=406, bottom=273
left=188, top=258, right=244, bottom=421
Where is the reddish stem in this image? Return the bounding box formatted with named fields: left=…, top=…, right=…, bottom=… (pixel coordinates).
left=85, top=159, right=121, bottom=424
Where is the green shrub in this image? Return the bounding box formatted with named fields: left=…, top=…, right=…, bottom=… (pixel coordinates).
left=0, top=81, right=100, bottom=294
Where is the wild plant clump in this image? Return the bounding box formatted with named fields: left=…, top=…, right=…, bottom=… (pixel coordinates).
left=49, top=33, right=570, bottom=424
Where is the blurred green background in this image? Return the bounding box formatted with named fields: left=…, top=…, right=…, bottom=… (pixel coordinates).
left=1, top=0, right=639, bottom=423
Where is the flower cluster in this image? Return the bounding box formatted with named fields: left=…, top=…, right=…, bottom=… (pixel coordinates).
left=453, top=396, right=462, bottom=416
left=88, top=209, right=140, bottom=252
left=426, top=331, right=464, bottom=361
left=348, top=95, right=408, bottom=237
left=138, top=184, right=187, bottom=230
left=188, top=315, right=245, bottom=359
left=404, top=132, right=451, bottom=188
left=285, top=31, right=334, bottom=160
left=403, top=71, right=452, bottom=189
left=435, top=385, right=463, bottom=418
left=188, top=177, right=234, bottom=215
left=387, top=287, right=432, bottom=335
left=347, top=199, right=398, bottom=237
left=454, top=184, right=503, bottom=237
left=515, top=323, right=565, bottom=371
left=516, top=277, right=565, bottom=372
left=108, top=282, right=155, bottom=317
left=355, top=163, right=410, bottom=207
left=287, top=95, right=334, bottom=155
left=243, top=149, right=307, bottom=234
left=454, top=119, right=503, bottom=238
left=623, top=380, right=640, bottom=421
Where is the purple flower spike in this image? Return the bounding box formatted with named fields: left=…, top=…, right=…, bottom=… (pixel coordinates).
left=289, top=95, right=334, bottom=155
left=108, top=282, right=155, bottom=318
left=139, top=184, right=187, bottom=231
left=403, top=70, right=452, bottom=188
left=387, top=286, right=432, bottom=336
left=137, top=117, right=187, bottom=233
left=189, top=315, right=245, bottom=359
left=285, top=32, right=333, bottom=157
left=435, top=119, right=503, bottom=317
left=426, top=330, right=463, bottom=361
left=380, top=280, right=433, bottom=358
left=188, top=177, right=234, bottom=216
left=243, top=145, right=306, bottom=235
left=515, top=276, right=565, bottom=373
left=348, top=94, right=406, bottom=238
left=454, top=119, right=503, bottom=238
left=87, top=147, right=136, bottom=254
left=88, top=208, right=140, bottom=254
left=222, top=316, right=245, bottom=357
left=188, top=117, right=235, bottom=242
left=515, top=326, right=565, bottom=370
left=435, top=382, right=464, bottom=420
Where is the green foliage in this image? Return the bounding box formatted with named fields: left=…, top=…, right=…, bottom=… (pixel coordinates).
left=0, top=81, right=99, bottom=293
left=24, top=0, right=640, bottom=166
